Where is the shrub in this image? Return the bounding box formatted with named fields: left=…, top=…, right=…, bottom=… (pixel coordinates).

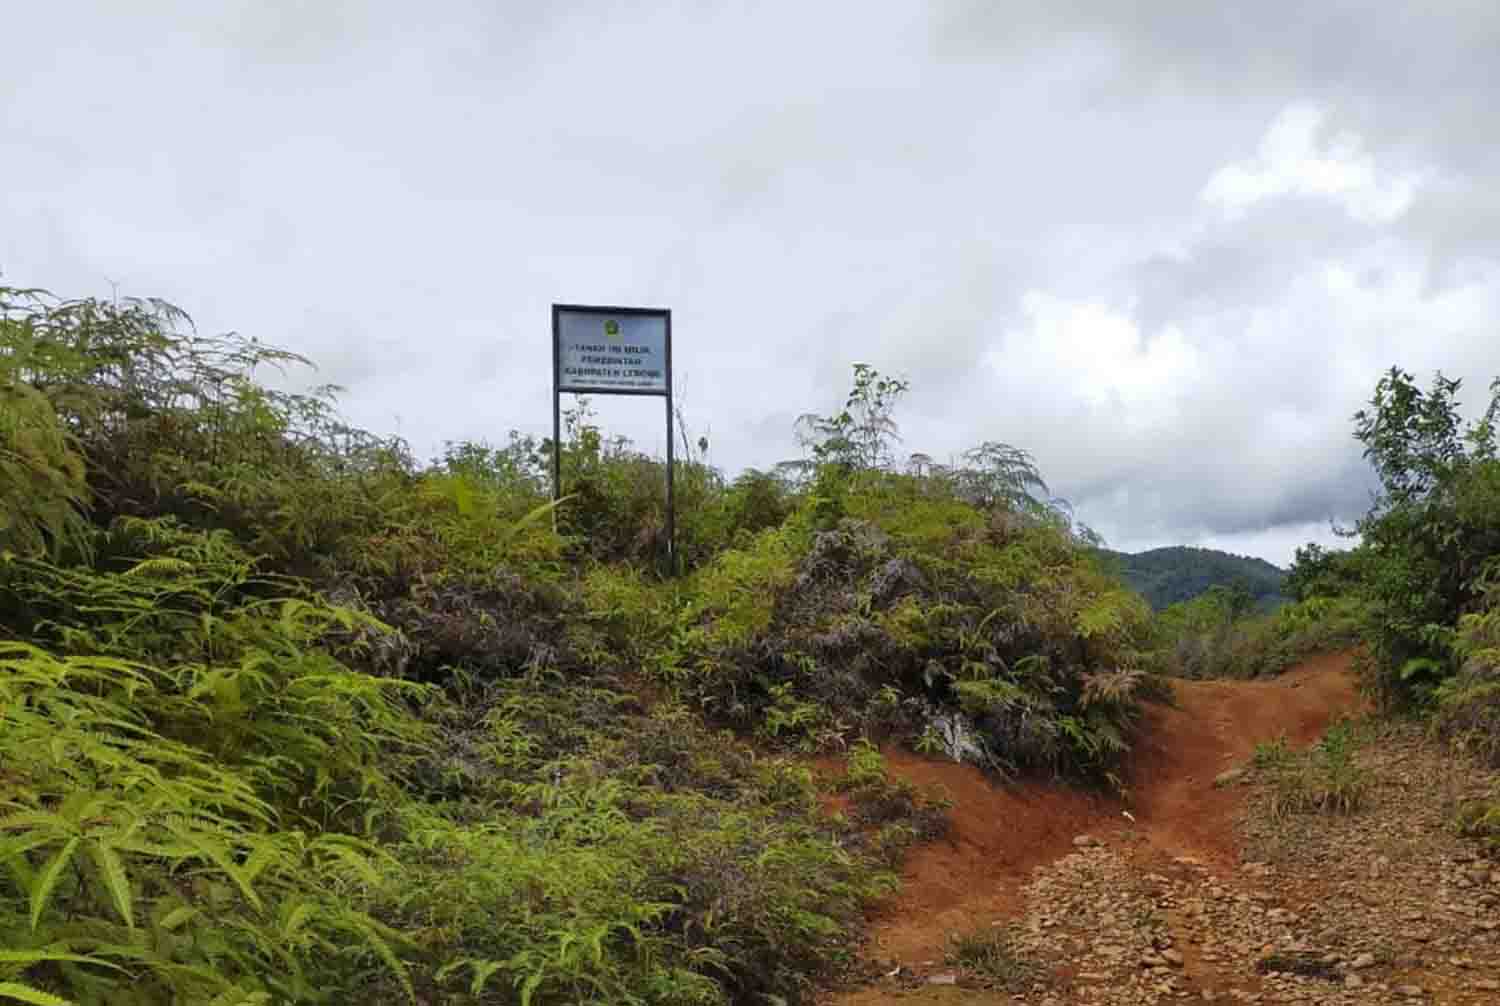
left=1151, top=593, right=1366, bottom=680
left=1454, top=799, right=1500, bottom=854
left=0, top=381, right=89, bottom=558
left=668, top=507, right=1154, bottom=782
left=833, top=742, right=951, bottom=863
left=1257, top=720, right=1369, bottom=820
left=1434, top=571, right=1500, bottom=764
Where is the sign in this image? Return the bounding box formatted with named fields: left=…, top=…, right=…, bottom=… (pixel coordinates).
left=554, top=307, right=669, bottom=395
left=550, top=303, right=677, bottom=572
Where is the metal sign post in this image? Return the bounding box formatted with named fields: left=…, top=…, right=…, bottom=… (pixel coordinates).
left=551, top=304, right=675, bottom=573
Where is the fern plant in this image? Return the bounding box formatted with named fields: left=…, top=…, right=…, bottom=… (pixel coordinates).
left=0, top=377, right=89, bottom=559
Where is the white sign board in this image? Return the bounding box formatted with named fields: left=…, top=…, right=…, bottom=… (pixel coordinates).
left=554, top=307, right=669, bottom=394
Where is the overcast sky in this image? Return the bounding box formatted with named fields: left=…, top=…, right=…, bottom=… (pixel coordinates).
left=5, top=2, right=1499, bottom=564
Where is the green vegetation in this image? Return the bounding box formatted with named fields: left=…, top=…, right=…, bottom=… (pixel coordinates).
left=11, top=277, right=1489, bottom=1003
left=1252, top=719, right=1369, bottom=819
left=1455, top=797, right=1500, bottom=854
left=833, top=742, right=951, bottom=866
left=1148, top=586, right=1364, bottom=679
left=1269, top=367, right=1500, bottom=766
left=944, top=927, right=1039, bottom=990
left=1119, top=547, right=1349, bottom=681
left=1347, top=367, right=1500, bottom=710
left=0, top=286, right=1156, bottom=1005
left=1154, top=365, right=1500, bottom=793
left=1434, top=569, right=1500, bottom=765
left=1104, top=545, right=1288, bottom=611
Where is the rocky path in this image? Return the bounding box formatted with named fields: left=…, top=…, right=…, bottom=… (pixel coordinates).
left=829, top=653, right=1500, bottom=1005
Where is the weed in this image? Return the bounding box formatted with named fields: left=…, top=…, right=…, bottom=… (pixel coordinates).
left=1252, top=734, right=1292, bottom=770
left=1455, top=799, right=1500, bottom=854
left=945, top=928, right=1040, bottom=990
left=1261, top=720, right=1369, bottom=819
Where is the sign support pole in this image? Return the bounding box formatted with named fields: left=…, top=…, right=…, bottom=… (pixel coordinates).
left=664, top=310, right=675, bottom=575
left=551, top=308, right=562, bottom=508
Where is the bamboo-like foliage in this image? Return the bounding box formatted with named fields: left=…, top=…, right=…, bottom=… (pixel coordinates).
left=1, top=294, right=91, bottom=558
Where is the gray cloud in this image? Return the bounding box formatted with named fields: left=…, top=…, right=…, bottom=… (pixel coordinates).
left=5, top=1, right=1500, bottom=564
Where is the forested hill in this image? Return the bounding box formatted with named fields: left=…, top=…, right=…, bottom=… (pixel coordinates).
left=1101, top=545, right=1288, bottom=610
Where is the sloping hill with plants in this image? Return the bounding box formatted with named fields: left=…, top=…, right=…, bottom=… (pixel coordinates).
left=0, top=290, right=1157, bottom=1006
left=1102, top=545, right=1288, bottom=611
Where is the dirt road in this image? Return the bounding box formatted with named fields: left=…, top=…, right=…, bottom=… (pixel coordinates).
left=832, top=652, right=1365, bottom=1003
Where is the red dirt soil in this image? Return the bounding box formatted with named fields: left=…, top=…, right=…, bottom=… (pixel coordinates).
left=847, top=652, right=1363, bottom=970
left=1127, top=650, right=1363, bottom=865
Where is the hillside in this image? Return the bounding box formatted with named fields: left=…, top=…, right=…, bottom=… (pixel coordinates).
left=0, top=288, right=1156, bottom=1006
left=1102, top=545, right=1288, bottom=611
left=7, top=285, right=1497, bottom=1005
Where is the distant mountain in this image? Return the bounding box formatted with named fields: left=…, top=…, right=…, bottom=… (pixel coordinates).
left=1098, top=546, right=1288, bottom=611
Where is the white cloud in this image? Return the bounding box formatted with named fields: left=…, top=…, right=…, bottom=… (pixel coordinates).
left=1202, top=104, right=1419, bottom=225
left=989, top=293, right=1200, bottom=432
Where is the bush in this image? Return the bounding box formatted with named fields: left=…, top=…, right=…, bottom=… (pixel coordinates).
left=0, top=550, right=430, bottom=1003
left=1455, top=799, right=1500, bottom=854
left=0, top=381, right=89, bottom=558
left=667, top=505, right=1154, bottom=782
left=1256, top=719, right=1369, bottom=820
left=1151, top=592, right=1366, bottom=680
left=833, top=742, right=951, bottom=864
left=1434, top=572, right=1500, bottom=764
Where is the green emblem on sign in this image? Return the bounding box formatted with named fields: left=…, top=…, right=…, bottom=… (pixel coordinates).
left=604, top=319, right=621, bottom=339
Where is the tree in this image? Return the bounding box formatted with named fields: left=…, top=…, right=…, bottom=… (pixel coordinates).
left=1284, top=543, right=1362, bottom=603
left=1351, top=367, right=1500, bottom=702
left=1356, top=367, right=1494, bottom=506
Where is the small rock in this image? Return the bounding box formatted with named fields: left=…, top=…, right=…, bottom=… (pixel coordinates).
left=1162, top=948, right=1185, bottom=966
left=1073, top=834, right=1101, bottom=848
left=926, top=971, right=958, bottom=986
left=1344, top=974, right=1364, bottom=989
left=1393, top=985, right=1424, bottom=997
left=1350, top=952, right=1376, bottom=970
left=1215, top=768, right=1247, bottom=788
